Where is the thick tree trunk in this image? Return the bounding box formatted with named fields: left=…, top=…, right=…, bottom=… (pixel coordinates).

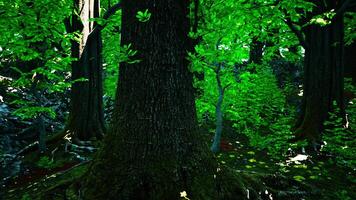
left=294, top=1, right=345, bottom=141
left=82, top=0, right=217, bottom=199
left=66, top=0, right=105, bottom=140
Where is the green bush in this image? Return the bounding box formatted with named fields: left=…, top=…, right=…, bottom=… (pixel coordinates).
left=36, top=156, right=56, bottom=169
left=229, top=68, right=295, bottom=157
left=195, top=64, right=296, bottom=158
left=322, top=79, right=356, bottom=169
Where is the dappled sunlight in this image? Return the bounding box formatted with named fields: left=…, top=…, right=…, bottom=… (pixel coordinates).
left=1, top=0, right=355, bottom=199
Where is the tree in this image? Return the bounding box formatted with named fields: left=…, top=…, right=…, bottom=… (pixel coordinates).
left=81, top=0, right=217, bottom=199
left=64, top=0, right=105, bottom=141
left=65, top=0, right=106, bottom=140
left=288, top=0, right=355, bottom=142
left=208, top=39, right=232, bottom=153
left=65, top=1, right=123, bottom=141
left=210, top=62, right=229, bottom=153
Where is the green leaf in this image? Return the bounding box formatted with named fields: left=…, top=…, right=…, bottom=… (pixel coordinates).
left=293, top=175, right=306, bottom=182
left=136, top=9, right=151, bottom=22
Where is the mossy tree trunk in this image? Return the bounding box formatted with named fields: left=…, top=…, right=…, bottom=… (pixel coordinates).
left=65, top=0, right=105, bottom=140
left=294, top=0, right=347, bottom=141
left=82, top=0, right=219, bottom=199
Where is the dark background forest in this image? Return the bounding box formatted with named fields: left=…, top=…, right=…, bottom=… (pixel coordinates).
left=0, top=0, right=356, bottom=199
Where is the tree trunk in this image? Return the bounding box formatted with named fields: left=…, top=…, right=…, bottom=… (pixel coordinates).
left=36, top=115, right=46, bottom=153
left=66, top=0, right=105, bottom=140
left=249, top=37, right=264, bottom=65
left=82, top=0, right=217, bottom=199
left=294, top=0, right=345, bottom=141
left=211, top=64, right=224, bottom=153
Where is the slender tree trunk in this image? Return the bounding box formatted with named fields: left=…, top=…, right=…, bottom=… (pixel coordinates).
left=66, top=0, right=105, bottom=140
left=211, top=64, right=224, bottom=153
left=36, top=115, right=46, bottom=153
left=30, top=74, right=47, bottom=153
left=294, top=1, right=345, bottom=141
left=82, top=0, right=217, bottom=199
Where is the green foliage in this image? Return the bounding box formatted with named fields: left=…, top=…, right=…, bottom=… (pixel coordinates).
left=344, top=12, right=356, bottom=45
left=194, top=57, right=295, bottom=158
left=13, top=106, right=56, bottom=119
left=334, top=190, right=352, bottom=200
left=191, top=0, right=307, bottom=158
left=0, top=0, right=73, bottom=119
left=322, top=81, right=356, bottom=169
left=36, top=156, right=60, bottom=169
left=20, top=193, right=32, bottom=200
left=308, top=10, right=336, bottom=26
left=136, top=9, right=151, bottom=22
left=102, top=10, right=121, bottom=97
left=36, top=156, right=54, bottom=168
left=229, top=69, right=295, bottom=157
left=293, top=175, right=306, bottom=182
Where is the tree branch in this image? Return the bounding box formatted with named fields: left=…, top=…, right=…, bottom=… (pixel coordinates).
left=223, top=83, right=231, bottom=92
left=102, top=2, right=121, bottom=20
left=334, top=0, right=356, bottom=19
left=277, top=0, right=309, bottom=49
left=283, top=17, right=309, bottom=49
left=88, top=2, right=122, bottom=37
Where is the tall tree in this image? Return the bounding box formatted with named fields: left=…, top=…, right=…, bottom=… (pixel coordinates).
left=289, top=0, right=355, bottom=142
left=65, top=0, right=105, bottom=140
left=81, top=0, right=218, bottom=199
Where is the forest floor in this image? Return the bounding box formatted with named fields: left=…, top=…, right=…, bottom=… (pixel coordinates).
left=1, top=127, right=355, bottom=200
left=215, top=132, right=356, bottom=200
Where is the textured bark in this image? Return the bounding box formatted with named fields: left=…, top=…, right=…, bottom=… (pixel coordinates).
left=66, top=0, right=105, bottom=140
left=294, top=0, right=346, bottom=141
left=82, top=0, right=217, bottom=199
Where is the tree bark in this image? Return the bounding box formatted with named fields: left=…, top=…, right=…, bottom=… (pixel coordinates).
left=81, top=0, right=218, bottom=199
left=294, top=0, right=346, bottom=141
left=211, top=65, right=224, bottom=153
left=65, top=0, right=105, bottom=140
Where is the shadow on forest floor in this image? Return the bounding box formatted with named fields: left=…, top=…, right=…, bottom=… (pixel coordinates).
left=1, top=128, right=355, bottom=200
